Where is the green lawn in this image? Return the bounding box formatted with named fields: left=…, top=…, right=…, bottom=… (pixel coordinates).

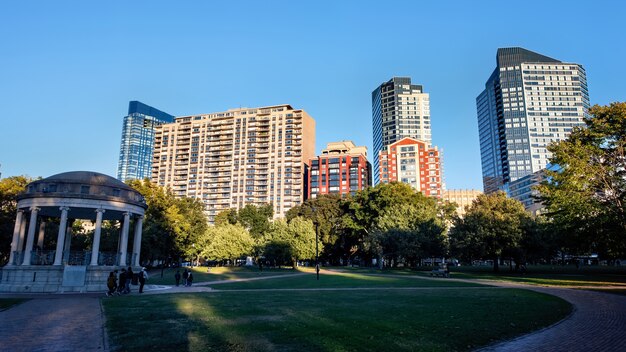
left=214, top=270, right=484, bottom=290
left=147, top=266, right=301, bottom=285
left=446, top=266, right=626, bottom=287
left=104, top=270, right=571, bottom=351
left=0, top=298, right=28, bottom=311
left=103, top=288, right=570, bottom=352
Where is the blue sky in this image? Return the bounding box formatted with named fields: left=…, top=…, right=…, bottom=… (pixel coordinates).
left=1, top=0, right=624, bottom=190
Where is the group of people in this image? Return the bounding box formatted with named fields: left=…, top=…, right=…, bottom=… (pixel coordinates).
left=106, top=266, right=149, bottom=296
left=174, top=269, right=194, bottom=287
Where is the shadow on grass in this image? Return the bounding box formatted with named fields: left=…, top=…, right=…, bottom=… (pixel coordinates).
left=102, top=289, right=571, bottom=352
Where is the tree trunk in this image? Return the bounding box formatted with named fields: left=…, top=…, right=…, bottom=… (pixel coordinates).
left=494, top=255, right=500, bottom=273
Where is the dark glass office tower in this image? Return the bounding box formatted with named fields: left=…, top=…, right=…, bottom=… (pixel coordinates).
left=477, top=47, right=589, bottom=193
left=372, top=77, right=431, bottom=184
left=117, top=101, right=174, bottom=182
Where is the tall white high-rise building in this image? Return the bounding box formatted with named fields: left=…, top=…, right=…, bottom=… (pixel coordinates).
left=477, top=47, right=590, bottom=194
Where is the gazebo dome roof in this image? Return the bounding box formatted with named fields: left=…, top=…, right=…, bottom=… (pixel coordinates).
left=18, top=171, right=147, bottom=209
left=43, top=171, right=135, bottom=191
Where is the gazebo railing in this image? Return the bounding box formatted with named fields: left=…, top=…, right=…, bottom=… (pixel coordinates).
left=11, top=250, right=125, bottom=266
left=11, top=251, right=24, bottom=265
left=31, top=250, right=55, bottom=265
left=99, top=252, right=119, bottom=266
left=63, top=251, right=91, bottom=266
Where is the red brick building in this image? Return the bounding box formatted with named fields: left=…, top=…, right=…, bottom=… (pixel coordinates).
left=378, top=137, right=442, bottom=198
left=308, top=141, right=371, bottom=199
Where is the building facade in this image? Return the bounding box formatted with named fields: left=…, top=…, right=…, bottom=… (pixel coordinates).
left=378, top=137, right=442, bottom=198
left=372, top=77, right=431, bottom=184
left=308, top=141, right=371, bottom=199
left=507, top=169, right=546, bottom=216
left=477, top=47, right=590, bottom=193
left=151, top=104, right=315, bottom=223
left=117, top=101, right=174, bottom=182
left=442, top=189, right=482, bottom=218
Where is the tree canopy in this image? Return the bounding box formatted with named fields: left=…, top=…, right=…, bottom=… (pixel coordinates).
left=126, top=179, right=208, bottom=264
left=538, top=102, right=626, bottom=258
left=202, top=224, right=254, bottom=263
left=0, top=176, right=33, bottom=264
left=449, top=192, right=530, bottom=272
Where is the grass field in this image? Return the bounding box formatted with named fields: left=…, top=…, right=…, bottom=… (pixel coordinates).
left=213, top=270, right=484, bottom=290
left=146, top=266, right=299, bottom=285
left=445, top=265, right=626, bottom=288
left=103, top=269, right=572, bottom=351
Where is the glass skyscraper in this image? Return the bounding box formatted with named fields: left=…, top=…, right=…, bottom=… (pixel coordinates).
left=372, top=77, right=431, bottom=184
left=117, top=101, right=174, bottom=182
left=477, top=47, right=589, bottom=193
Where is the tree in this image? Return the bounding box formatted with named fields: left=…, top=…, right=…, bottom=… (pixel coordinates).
left=371, top=199, right=447, bottom=268
left=228, top=204, right=273, bottom=239
left=126, top=179, right=208, bottom=264
left=286, top=194, right=349, bottom=264
left=449, top=192, right=530, bottom=272
left=202, top=224, right=254, bottom=264
left=0, top=176, right=33, bottom=265
left=538, top=102, right=626, bottom=258
left=214, top=209, right=238, bottom=226
left=343, top=182, right=453, bottom=266
left=260, top=217, right=318, bottom=268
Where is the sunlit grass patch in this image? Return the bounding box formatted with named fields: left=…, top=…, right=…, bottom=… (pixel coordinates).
left=147, top=266, right=299, bottom=285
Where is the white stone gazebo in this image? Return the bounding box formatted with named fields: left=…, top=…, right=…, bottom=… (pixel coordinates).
left=0, top=171, right=147, bottom=293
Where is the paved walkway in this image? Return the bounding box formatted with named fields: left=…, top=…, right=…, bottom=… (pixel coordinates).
left=0, top=294, right=106, bottom=352
left=477, top=283, right=626, bottom=352
left=1, top=272, right=625, bottom=352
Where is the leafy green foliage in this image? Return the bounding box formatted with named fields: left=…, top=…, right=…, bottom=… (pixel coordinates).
left=126, top=179, right=208, bottom=264
left=0, top=176, right=33, bottom=264
left=449, top=192, right=531, bottom=272
left=372, top=198, right=447, bottom=267
left=202, top=224, right=254, bottom=262
left=215, top=204, right=273, bottom=238
left=538, top=102, right=626, bottom=258
left=260, top=217, right=318, bottom=267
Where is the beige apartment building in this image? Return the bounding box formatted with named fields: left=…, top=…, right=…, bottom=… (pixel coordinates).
left=442, top=189, right=482, bottom=218
left=151, top=104, right=315, bottom=223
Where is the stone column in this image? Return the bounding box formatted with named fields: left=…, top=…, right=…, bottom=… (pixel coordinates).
left=90, top=208, right=106, bottom=266
left=37, top=220, right=46, bottom=249
left=53, top=207, right=70, bottom=265
left=119, top=212, right=131, bottom=266
left=22, top=207, right=40, bottom=265
left=17, top=218, right=27, bottom=252
left=7, top=209, right=24, bottom=266
left=132, top=215, right=144, bottom=267
left=63, top=220, right=72, bottom=254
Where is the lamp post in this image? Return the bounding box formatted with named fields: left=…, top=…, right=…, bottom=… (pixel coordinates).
left=315, top=221, right=319, bottom=281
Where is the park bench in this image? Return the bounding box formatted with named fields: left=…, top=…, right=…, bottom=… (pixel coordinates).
left=429, top=268, right=449, bottom=278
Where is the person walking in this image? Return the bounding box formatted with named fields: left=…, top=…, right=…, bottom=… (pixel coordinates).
left=118, top=269, right=127, bottom=294
left=187, top=272, right=194, bottom=287
left=138, top=268, right=148, bottom=293
left=175, top=270, right=181, bottom=287
left=182, top=269, right=189, bottom=287
left=106, top=272, right=117, bottom=296
left=125, top=267, right=134, bottom=294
